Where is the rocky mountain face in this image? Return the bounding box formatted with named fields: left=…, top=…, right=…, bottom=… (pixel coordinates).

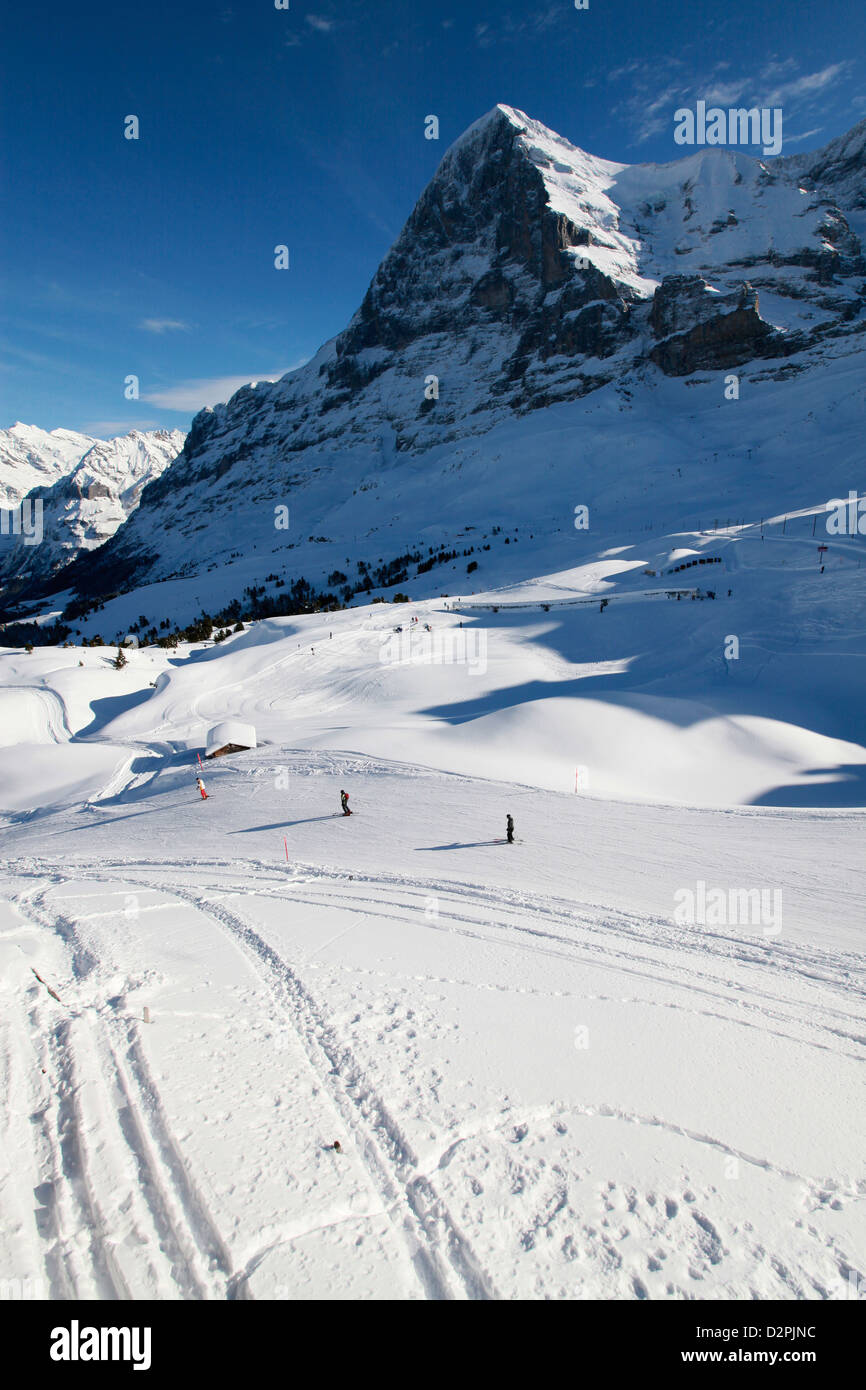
left=27, top=105, right=866, bottom=605
left=0, top=428, right=184, bottom=596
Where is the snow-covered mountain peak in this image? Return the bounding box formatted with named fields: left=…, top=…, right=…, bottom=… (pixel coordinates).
left=15, top=108, right=866, bottom=615
left=0, top=426, right=185, bottom=595
left=446, top=102, right=618, bottom=177
left=0, top=423, right=98, bottom=508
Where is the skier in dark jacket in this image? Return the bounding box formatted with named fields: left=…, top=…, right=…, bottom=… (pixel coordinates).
left=506, top=813, right=514, bottom=844
left=340, top=789, right=351, bottom=816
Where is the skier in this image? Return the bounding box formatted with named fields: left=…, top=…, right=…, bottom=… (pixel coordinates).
left=196, top=777, right=208, bottom=801
left=506, top=813, right=514, bottom=844
left=340, top=789, right=352, bottom=816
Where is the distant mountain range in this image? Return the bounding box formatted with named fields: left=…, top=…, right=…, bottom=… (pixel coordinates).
left=0, top=424, right=184, bottom=599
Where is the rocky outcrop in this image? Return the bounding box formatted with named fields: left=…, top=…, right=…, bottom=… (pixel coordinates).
left=649, top=276, right=778, bottom=374
left=651, top=304, right=777, bottom=375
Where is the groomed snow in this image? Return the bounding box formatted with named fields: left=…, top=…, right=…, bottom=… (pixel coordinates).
left=0, top=604, right=863, bottom=1300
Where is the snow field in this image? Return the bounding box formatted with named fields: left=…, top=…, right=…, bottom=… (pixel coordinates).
left=1, top=744, right=863, bottom=1299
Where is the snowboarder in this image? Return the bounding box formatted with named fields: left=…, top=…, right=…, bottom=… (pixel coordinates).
left=506, top=813, right=514, bottom=844
left=196, top=777, right=208, bottom=801
left=340, top=789, right=351, bottom=816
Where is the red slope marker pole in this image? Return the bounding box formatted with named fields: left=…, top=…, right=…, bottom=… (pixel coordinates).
left=284, top=836, right=289, bottom=863
left=197, top=752, right=204, bottom=772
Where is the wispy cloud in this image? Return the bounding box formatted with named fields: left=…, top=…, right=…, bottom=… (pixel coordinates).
left=139, top=318, right=190, bottom=334
left=82, top=419, right=162, bottom=437
left=0, top=338, right=84, bottom=377
left=607, top=58, right=664, bottom=84
left=760, top=58, right=799, bottom=82
left=762, top=63, right=850, bottom=107
left=783, top=128, right=823, bottom=146
left=473, top=5, right=563, bottom=48
left=609, top=56, right=853, bottom=149
left=703, top=80, right=750, bottom=106
left=305, top=14, right=334, bottom=33
left=142, top=363, right=306, bottom=412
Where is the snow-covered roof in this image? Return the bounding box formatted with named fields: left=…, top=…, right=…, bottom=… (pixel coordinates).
left=206, top=720, right=257, bottom=749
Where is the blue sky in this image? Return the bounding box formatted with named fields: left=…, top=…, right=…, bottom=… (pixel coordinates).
left=1, top=0, right=863, bottom=436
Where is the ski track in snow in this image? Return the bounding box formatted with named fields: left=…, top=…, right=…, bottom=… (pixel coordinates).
left=9, top=886, right=232, bottom=1300
left=3, top=851, right=864, bottom=1300
left=9, top=863, right=498, bottom=1300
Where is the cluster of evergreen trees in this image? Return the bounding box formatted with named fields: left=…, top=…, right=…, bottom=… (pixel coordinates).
left=2, top=531, right=504, bottom=650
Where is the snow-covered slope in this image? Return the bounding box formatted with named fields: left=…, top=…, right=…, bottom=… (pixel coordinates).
left=0, top=628, right=862, bottom=1300
left=0, top=428, right=184, bottom=593
left=21, top=343, right=861, bottom=822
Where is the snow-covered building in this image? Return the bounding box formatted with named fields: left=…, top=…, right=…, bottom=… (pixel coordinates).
left=206, top=720, right=257, bottom=759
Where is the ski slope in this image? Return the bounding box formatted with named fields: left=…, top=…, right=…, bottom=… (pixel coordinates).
left=0, top=593, right=864, bottom=1301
